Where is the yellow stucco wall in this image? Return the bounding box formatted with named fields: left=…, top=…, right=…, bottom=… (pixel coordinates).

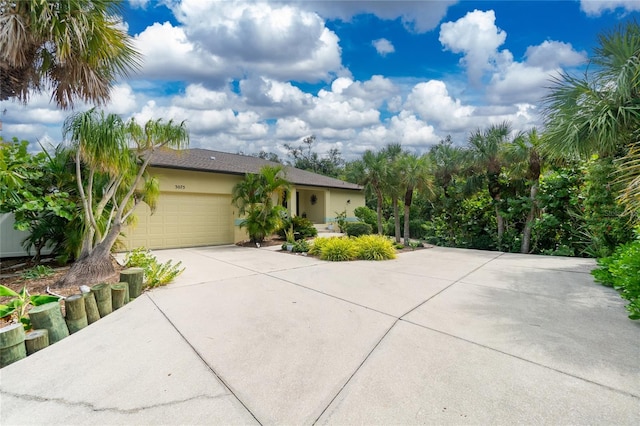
left=127, top=168, right=364, bottom=246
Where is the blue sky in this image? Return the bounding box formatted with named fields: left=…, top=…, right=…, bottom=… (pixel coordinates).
left=2, top=0, right=640, bottom=159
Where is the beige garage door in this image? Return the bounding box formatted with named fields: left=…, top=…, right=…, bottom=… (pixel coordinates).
left=123, top=192, right=234, bottom=250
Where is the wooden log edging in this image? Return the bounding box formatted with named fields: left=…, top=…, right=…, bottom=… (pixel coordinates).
left=65, top=294, right=88, bottom=334
left=91, top=283, right=112, bottom=317
left=111, top=283, right=127, bottom=310
left=83, top=292, right=100, bottom=324
left=0, top=323, right=27, bottom=368
left=25, top=329, right=49, bottom=355
left=28, top=302, right=69, bottom=344
left=120, top=268, right=144, bottom=299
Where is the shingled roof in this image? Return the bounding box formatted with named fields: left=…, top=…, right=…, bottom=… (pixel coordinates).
left=150, top=148, right=362, bottom=191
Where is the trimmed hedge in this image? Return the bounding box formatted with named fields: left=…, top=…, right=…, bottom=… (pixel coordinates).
left=344, top=222, right=372, bottom=237
left=310, top=235, right=396, bottom=262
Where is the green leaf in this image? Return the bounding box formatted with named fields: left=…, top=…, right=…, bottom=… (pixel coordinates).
left=0, top=305, right=16, bottom=317
left=30, top=295, right=60, bottom=306
left=20, top=317, right=31, bottom=330
left=0, top=284, right=19, bottom=297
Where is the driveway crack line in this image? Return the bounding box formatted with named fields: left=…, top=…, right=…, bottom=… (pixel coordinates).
left=0, top=390, right=223, bottom=414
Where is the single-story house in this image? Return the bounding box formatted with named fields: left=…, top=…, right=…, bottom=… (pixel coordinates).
left=122, top=148, right=365, bottom=250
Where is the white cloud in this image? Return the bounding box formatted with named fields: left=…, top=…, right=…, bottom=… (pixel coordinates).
left=404, top=80, right=475, bottom=131
left=104, top=84, right=139, bottom=115
left=303, top=0, right=457, bottom=33
left=525, top=41, right=586, bottom=69
left=439, top=9, right=507, bottom=84
left=166, top=0, right=345, bottom=83
left=372, top=38, right=395, bottom=56
left=580, top=0, right=640, bottom=15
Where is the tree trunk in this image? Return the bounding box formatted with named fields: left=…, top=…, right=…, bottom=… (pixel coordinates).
left=521, top=182, right=539, bottom=254
left=376, top=190, right=383, bottom=235
left=404, top=188, right=414, bottom=247
left=495, top=205, right=505, bottom=242
left=393, top=198, right=401, bottom=243
left=54, top=223, right=121, bottom=288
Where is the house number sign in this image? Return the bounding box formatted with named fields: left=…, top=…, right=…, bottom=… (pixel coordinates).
left=175, top=184, right=186, bottom=190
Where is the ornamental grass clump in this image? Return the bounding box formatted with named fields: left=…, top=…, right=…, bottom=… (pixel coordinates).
left=354, top=235, right=396, bottom=260
left=319, top=238, right=358, bottom=262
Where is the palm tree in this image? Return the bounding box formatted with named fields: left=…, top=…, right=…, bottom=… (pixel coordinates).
left=397, top=153, right=433, bottom=246
left=57, top=109, right=188, bottom=287
left=430, top=136, right=468, bottom=196
left=0, top=0, right=140, bottom=109
left=543, top=20, right=640, bottom=219
left=382, top=143, right=404, bottom=243
left=505, top=128, right=544, bottom=253
left=232, top=165, right=290, bottom=243
left=466, top=122, right=512, bottom=241
left=349, top=150, right=388, bottom=234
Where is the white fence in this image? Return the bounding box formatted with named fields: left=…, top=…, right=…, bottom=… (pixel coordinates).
left=0, top=213, right=52, bottom=258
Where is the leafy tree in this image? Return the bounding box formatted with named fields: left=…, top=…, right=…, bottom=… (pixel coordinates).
left=466, top=122, right=512, bottom=242
left=0, top=0, right=141, bottom=108
left=543, top=20, right=640, bottom=219
left=284, top=135, right=344, bottom=177
left=430, top=136, right=468, bottom=196
left=347, top=150, right=388, bottom=234
left=381, top=143, right=404, bottom=243
left=232, top=165, right=290, bottom=243
left=397, top=153, right=433, bottom=246
left=504, top=128, right=544, bottom=253
left=57, top=109, right=189, bottom=287
left=0, top=137, right=75, bottom=261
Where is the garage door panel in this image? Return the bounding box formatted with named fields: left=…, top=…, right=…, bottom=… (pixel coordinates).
left=123, top=192, right=233, bottom=250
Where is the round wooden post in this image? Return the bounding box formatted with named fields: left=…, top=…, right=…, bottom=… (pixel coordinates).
left=83, top=292, right=100, bottom=324
left=0, top=323, right=27, bottom=368
left=120, top=268, right=144, bottom=299
left=111, top=283, right=127, bottom=310
left=64, top=294, right=88, bottom=334
left=91, top=283, right=112, bottom=317
left=25, top=329, right=49, bottom=355
left=28, top=302, right=69, bottom=344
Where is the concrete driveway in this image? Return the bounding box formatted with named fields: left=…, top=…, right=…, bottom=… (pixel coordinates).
left=1, top=245, right=638, bottom=425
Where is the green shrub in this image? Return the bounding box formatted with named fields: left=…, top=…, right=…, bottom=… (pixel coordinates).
left=309, top=237, right=331, bottom=256
left=592, top=236, right=640, bottom=320
left=278, top=216, right=318, bottom=239
left=124, top=247, right=185, bottom=288
left=354, top=235, right=396, bottom=260
left=319, top=238, right=358, bottom=261
left=292, top=239, right=310, bottom=253
left=344, top=221, right=372, bottom=237
left=334, top=210, right=347, bottom=232
left=354, top=206, right=377, bottom=230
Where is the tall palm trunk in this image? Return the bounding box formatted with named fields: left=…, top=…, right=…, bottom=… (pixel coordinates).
left=521, top=181, right=539, bottom=253
left=393, top=197, right=401, bottom=243
left=403, top=187, right=414, bottom=247
left=375, top=188, right=384, bottom=235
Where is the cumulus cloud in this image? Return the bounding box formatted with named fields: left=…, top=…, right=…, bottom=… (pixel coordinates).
left=525, top=41, right=586, bottom=69
left=162, top=0, right=345, bottom=83
left=404, top=80, right=475, bottom=131
left=580, top=0, right=640, bottom=15
left=372, top=38, right=395, bottom=56
left=302, top=0, right=457, bottom=33
left=439, top=10, right=507, bottom=84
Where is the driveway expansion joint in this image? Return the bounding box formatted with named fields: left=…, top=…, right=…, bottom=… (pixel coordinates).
left=400, top=318, right=640, bottom=400
left=146, top=294, right=264, bottom=425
